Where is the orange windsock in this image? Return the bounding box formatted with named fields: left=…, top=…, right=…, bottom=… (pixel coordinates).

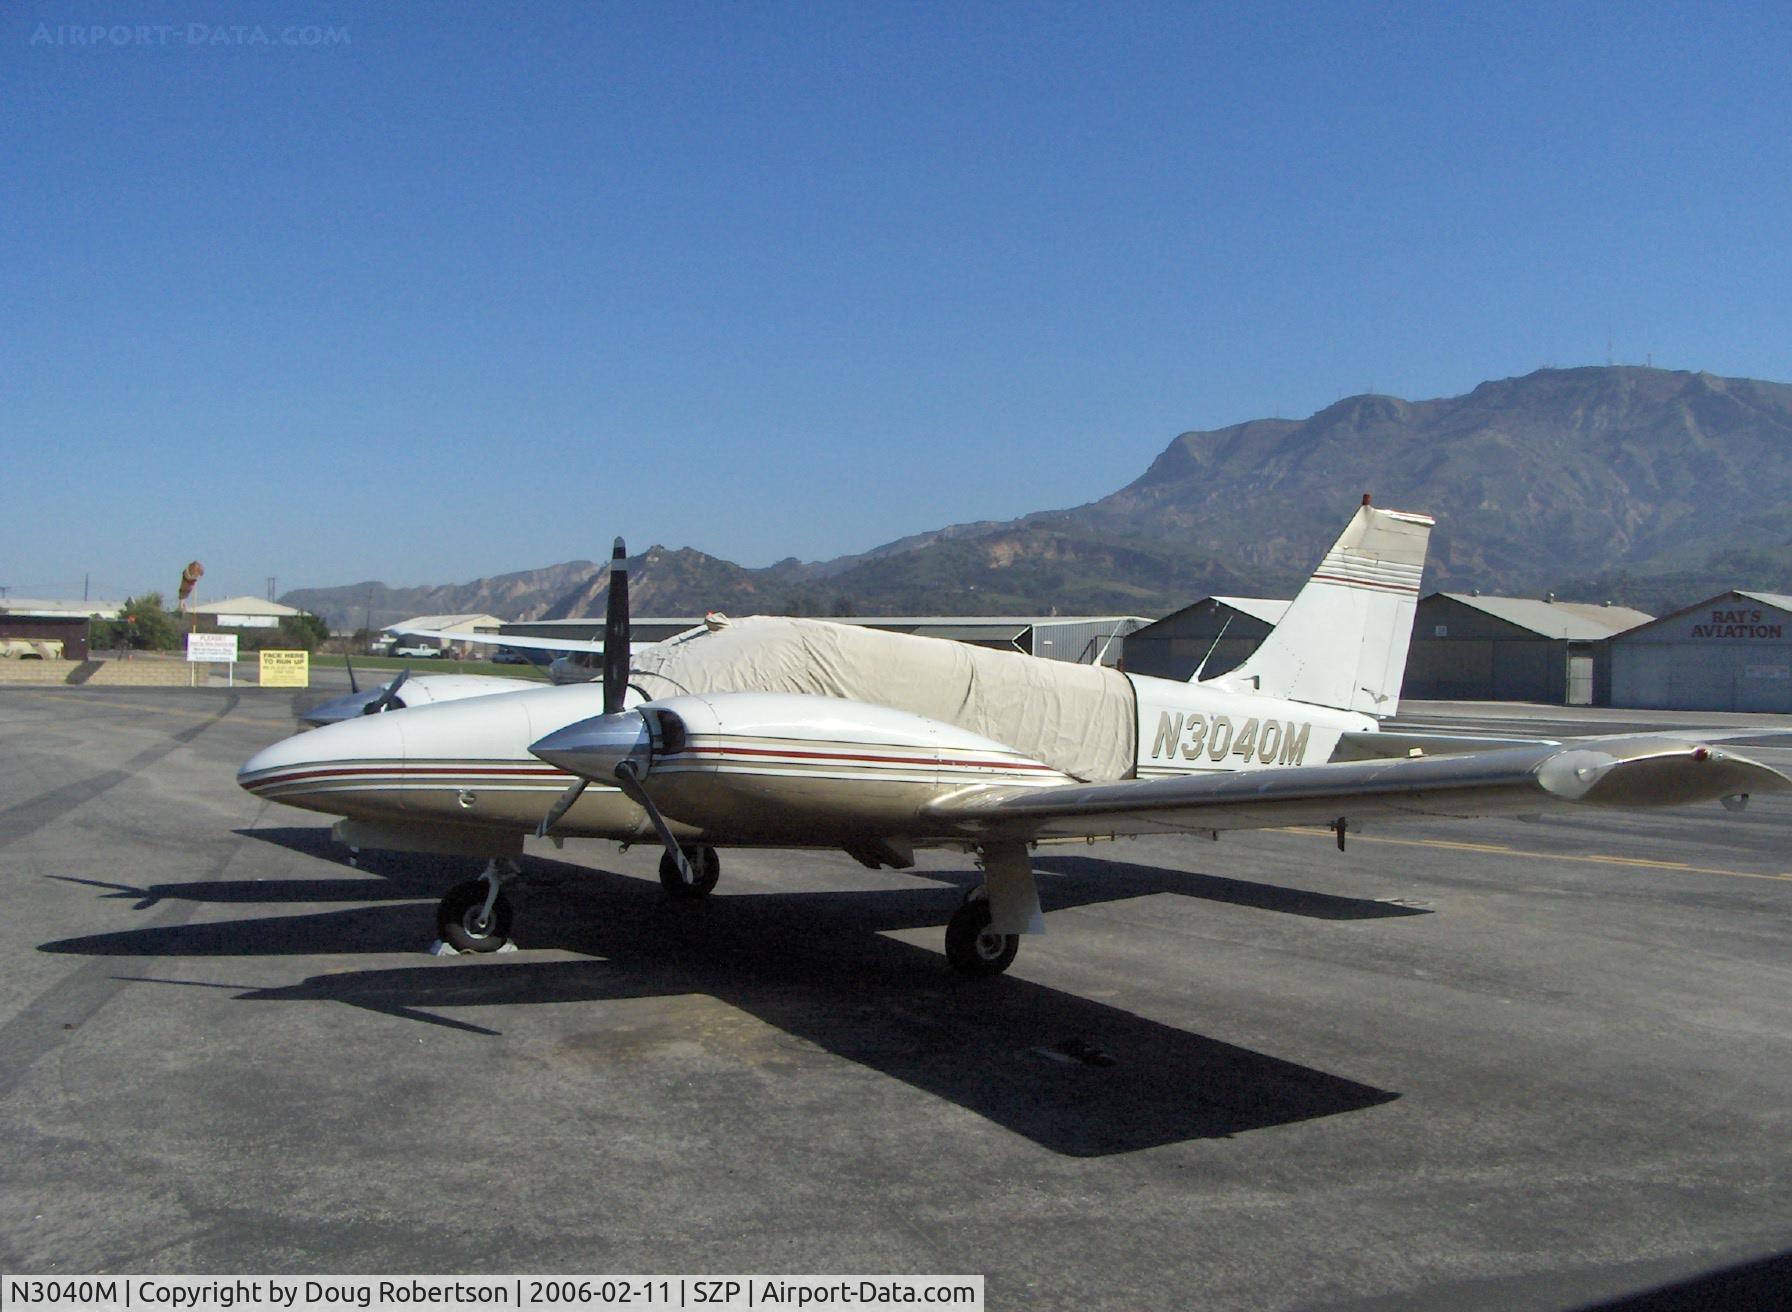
left=178, top=560, right=205, bottom=601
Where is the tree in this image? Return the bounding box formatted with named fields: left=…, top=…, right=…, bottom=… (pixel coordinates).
left=98, top=593, right=181, bottom=652
left=280, top=612, right=331, bottom=651
left=214, top=612, right=331, bottom=653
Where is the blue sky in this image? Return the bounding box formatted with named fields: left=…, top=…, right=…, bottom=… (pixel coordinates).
left=4, top=2, right=1788, bottom=603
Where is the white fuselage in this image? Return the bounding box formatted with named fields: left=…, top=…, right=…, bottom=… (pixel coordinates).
left=239, top=670, right=1379, bottom=853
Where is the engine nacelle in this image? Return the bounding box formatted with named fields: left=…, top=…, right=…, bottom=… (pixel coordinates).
left=636, top=692, right=1068, bottom=842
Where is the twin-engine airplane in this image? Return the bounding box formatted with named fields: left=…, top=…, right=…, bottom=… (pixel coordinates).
left=298, top=633, right=637, bottom=726
left=299, top=660, right=542, bottom=727
left=238, top=499, right=1789, bottom=976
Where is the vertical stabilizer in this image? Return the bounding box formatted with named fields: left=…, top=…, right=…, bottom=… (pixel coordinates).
left=1207, top=497, right=1433, bottom=717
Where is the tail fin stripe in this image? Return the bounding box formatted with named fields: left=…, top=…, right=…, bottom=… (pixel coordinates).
left=1315, top=553, right=1425, bottom=580
left=1311, top=574, right=1422, bottom=595
left=1311, top=556, right=1424, bottom=591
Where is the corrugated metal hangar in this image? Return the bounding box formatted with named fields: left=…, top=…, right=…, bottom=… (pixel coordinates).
left=1120, top=598, right=1290, bottom=680
left=1403, top=593, right=1652, bottom=705
left=1609, top=590, right=1792, bottom=712
left=1123, top=593, right=1654, bottom=703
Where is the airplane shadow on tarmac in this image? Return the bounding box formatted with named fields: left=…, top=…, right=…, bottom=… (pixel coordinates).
left=39, top=829, right=1416, bottom=1157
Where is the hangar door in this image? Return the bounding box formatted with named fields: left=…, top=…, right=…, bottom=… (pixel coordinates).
left=1614, top=645, right=1792, bottom=712
left=1729, top=656, right=1792, bottom=712
left=1566, top=651, right=1594, bottom=706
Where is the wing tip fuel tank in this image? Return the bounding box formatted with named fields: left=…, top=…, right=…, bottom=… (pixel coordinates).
left=1535, top=739, right=1792, bottom=808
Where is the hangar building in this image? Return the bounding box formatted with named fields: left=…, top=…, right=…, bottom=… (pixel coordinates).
left=188, top=596, right=306, bottom=629
left=1608, top=590, right=1792, bottom=712
left=1403, top=594, right=1652, bottom=705
left=1119, top=598, right=1290, bottom=680
left=0, top=598, right=121, bottom=662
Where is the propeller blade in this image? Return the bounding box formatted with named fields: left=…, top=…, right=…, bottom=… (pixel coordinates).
left=613, top=759, right=694, bottom=885
left=603, top=537, right=630, bottom=717
left=535, top=777, right=590, bottom=839
left=345, top=654, right=361, bottom=695
left=366, top=667, right=411, bottom=714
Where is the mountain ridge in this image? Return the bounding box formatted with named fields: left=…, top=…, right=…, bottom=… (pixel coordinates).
left=285, top=366, right=1792, bottom=629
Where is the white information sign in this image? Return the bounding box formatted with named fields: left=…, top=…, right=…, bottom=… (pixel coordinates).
left=187, top=633, right=240, bottom=662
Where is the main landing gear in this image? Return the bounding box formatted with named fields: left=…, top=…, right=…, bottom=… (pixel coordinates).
left=945, top=890, right=1019, bottom=977
left=433, top=847, right=725, bottom=953
left=942, top=842, right=1040, bottom=978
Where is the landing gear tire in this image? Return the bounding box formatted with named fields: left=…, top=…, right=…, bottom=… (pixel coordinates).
left=437, top=878, right=514, bottom=953
left=659, top=845, right=720, bottom=900
left=945, top=897, right=1019, bottom=977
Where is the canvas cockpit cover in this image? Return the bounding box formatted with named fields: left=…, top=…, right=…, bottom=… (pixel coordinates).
left=629, top=616, right=1138, bottom=782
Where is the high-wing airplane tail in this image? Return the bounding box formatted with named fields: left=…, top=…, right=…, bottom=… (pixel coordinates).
left=1207, top=496, right=1433, bottom=718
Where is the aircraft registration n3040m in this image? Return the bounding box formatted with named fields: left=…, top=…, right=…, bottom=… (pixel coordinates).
left=238, top=498, right=1790, bottom=976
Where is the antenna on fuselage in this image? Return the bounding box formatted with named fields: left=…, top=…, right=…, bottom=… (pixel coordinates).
left=1190, top=608, right=1234, bottom=683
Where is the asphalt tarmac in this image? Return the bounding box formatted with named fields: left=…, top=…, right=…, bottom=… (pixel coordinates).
left=2, top=685, right=1789, bottom=1310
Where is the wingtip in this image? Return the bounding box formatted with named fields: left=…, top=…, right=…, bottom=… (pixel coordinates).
left=1541, top=739, right=1792, bottom=808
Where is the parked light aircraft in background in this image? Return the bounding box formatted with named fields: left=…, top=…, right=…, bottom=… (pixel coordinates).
left=239, top=498, right=1789, bottom=976
left=299, top=658, right=543, bottom=727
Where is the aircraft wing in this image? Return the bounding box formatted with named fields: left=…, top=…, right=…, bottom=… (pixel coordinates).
left=390, top=627, right=619, bottom=655
left=924, top=736, right=1792, bottom=842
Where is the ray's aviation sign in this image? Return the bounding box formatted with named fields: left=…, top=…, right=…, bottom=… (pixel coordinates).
left=1689, top=607, right=1784, bottom=640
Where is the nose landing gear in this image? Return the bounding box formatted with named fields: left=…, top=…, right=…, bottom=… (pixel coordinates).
left=435, top=857, right=520, bottom=953
left=659, top=844, right=721, bottom=899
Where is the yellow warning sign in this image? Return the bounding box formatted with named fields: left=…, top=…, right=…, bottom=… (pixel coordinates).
left=259, top=650, right=311, bottom=688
